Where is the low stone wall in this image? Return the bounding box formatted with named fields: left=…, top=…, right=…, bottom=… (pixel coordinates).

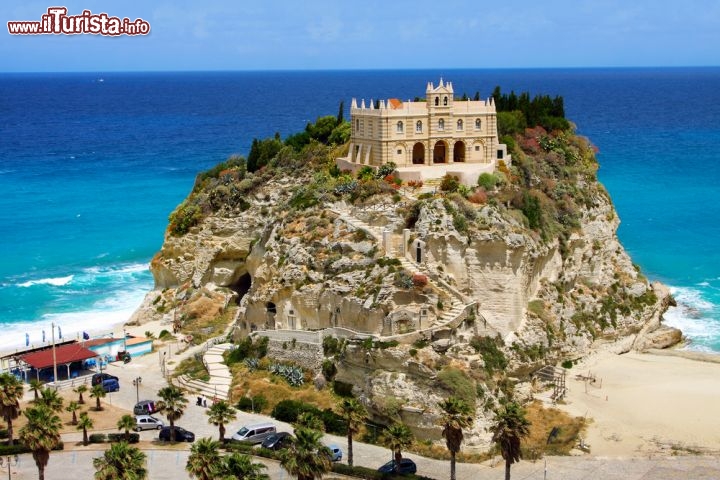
left=257, top=334, right=324, bottom=373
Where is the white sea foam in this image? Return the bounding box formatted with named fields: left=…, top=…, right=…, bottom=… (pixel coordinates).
left=0, top=281, right=150, bottom=353
left=664, top=285, right=720, bottom=351
left=17, top=275, right=74, bottom=288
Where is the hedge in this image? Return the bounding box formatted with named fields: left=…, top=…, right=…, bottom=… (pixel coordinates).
left=0, top=442, right=64, bottom=455
left=107, top=433, right=140, bottom=444
left=331, top=463, right=436, bottom=480
left=270, top=400, right=347, bottom=435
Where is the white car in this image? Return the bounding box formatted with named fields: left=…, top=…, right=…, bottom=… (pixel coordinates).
left=135, top=415, right=164, bottom=431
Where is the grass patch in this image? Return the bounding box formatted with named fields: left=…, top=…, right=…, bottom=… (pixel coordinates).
left=522, top=401, right=586, bottom=457
left=229, top=366, right=337, bottom=413
left=173, top=355, right=210, bottom=382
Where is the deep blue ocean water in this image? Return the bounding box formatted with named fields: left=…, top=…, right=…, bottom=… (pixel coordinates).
left=1, top=68, right=719, bottom=352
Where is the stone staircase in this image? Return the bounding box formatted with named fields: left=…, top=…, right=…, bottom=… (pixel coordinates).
left=330, top=205, right=472, bottom=332
left=176, top=343, right=233, bottom=401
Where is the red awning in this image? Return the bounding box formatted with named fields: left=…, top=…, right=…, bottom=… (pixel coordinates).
left=20, top=344, right=98, bottom=370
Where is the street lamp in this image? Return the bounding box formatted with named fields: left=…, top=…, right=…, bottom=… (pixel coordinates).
left=0, top=455, right=18, bottom=480
left=132, top=376, right=142, bottom=403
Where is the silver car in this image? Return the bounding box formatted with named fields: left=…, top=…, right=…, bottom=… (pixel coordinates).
left=135, top=415, right=164, bottom=431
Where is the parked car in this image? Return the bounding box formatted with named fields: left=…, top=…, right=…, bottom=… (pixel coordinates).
left=327, top=444, right=343, bottom=462
left=134, top=400, right=157, bottom=415
left=134, top=415, right=164, bottom=431
left=101, top=378, right=120, bottom=392
left=91, top=373, right=118, bottom=386
left=159, top=426, right=195, bottom=442
left=231, top=422, right=277, bottom=444
left=378, top=458, right=417, bottom=475
left=261, top=432, right=292, bottom=450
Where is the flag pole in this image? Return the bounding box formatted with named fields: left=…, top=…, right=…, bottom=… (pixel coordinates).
left=51, top=322, right=58, bottom=390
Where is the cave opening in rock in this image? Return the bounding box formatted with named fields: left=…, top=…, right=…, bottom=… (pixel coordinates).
left=266, top=302, right=276, bottom=314
left=229, top=273, right=251, bottom=305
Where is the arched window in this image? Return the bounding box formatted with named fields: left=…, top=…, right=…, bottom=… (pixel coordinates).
left=457, top=119, right=463, bottom=131
left=438, top=119, right=445, bottom=131
left=443, top=96, right=448, bottom=106
left=475, top=118, right=481, bottom=130
left=356, top=119, right=359, bottom=130
left=397, top=121, right=404, bottom=133
left=416, top=120, right=422, bottom=133
left=434, top=97, right=439, bottom=106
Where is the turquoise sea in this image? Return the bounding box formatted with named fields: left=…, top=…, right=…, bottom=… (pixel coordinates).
left=1, top=68, right=719, bottom=352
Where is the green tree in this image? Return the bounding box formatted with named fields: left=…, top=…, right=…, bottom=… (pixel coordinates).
left=336, top=100, right=345, bottom=124
left=74, top=384, right=88, bottom=404
left=279, top=427, right=332, bottom=480
left=28, top=379, right=43, bottom=401
left=91, top=384, right=106, bottom=411
left=19, top=405, right=62, bottom=480
left=156, top=386, right=188, bottom=442
left=186, top=437, right=222, bottom=480
left=295, top=411, right=324, bottom=431
left=337, top=398, right=367, bottom=467
left=117, top=414, right=136, bottom=442
left=0, top=373, right=24, bottom=445
left=93, top=441, right=148, bottom=480
left=221, top=452, right=269, bottom=480
left=490, top=402, right=531, bottom=480
left=206, top=400, right=237, bottom=442
left=439, top=396, right=474, bottom=480
left=382, top=423, right=414, bottom=472
left=37, top=387, right=63, bottom=412
left=66, top=400, right=80, bottom=426
left=77, top=412, right=94, bottom=446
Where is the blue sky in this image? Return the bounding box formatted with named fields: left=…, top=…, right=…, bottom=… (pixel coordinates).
left=2, top=0, right=719, bottom=71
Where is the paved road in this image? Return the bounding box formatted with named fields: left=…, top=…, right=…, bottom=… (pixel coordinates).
left=13, top=342, right=720, bottom=479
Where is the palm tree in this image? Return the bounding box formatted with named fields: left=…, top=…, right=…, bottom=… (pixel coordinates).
left=0, top=373, right=24, bottom=445
left=156, top=385, right=188, bottom=442
left=19, top=404, right=62, bottom=480
left=338, top=398, right=367, bottom=467
left=489, top=402, right=531, bottom=480
left=382, top=423, right=414, bottom=472
left=37, top=387, right=63, bottom=412
left=66, top=401, right=80, bottom=425
left=220, top=452, right=268, bottom=480
left=29, top=379, right=43, bottom=401
left=295, top=412, right=324, bottom=431
left=279, top=427, right=332, bottom=480
left=206, top=400, right=236, bottom=442
left=117, top=414, right=136, bottom=442
left=91, top=384, right=106, bottom=411
left=77, top=411, right=94, bottom=446
left=439, top=396, right=474, bottom=480
left=74, top=384, right=88, bottom=405
left=93, top=441, right=147, bottom=480
left=186, top=437, right=222, bottom=480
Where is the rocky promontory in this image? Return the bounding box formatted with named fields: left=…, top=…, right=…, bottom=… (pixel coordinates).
left=129, top=116, right=680, bottom=449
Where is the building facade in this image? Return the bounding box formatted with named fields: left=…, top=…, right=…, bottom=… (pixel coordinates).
left=339, top=79, right=509, bottom=172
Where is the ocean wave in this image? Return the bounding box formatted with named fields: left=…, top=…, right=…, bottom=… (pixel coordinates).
left=17, top=275, right=74, bottom=288
left=664, top=284, right=720, bottom=351
left=0, top=282, right=150, bottom=352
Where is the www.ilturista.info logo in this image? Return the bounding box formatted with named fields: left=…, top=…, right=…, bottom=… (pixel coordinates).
left=7, top=7, right=150, bottom=36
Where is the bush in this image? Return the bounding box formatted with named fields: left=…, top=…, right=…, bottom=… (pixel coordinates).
left=322, top=359, right=337, bottom=381
left=467, top=189, right=487, bottom=204
left=89, top=433, right=107, bottom=444
left=236, top=394, right=268, bottom=413
left=331, top=463, right=435, bottom=480
left=561, top=359, right=573, bottom=369
left=271, top=400, right=346, bottom=435
left=439, top=174, right=460, bottom=193
left=107, top=433, right=140, bottom=443
left=437, top=367, right=476, bottom=409
left=477, top=173, right=498, bottom=190
left=470, top=336, right=508, bottom=374
left=411, top=274, right=428, bottom=288
left=168, top=200, right=202, bottom=236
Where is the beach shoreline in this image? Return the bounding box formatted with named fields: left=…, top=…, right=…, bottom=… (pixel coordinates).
left=553, top=346, right=720, bottom=457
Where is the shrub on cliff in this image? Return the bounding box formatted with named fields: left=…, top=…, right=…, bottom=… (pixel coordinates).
left=168, top=200, right=203, bottom=236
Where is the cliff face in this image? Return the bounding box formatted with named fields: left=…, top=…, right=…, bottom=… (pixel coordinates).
left=129, top=128, right=678, bottom=449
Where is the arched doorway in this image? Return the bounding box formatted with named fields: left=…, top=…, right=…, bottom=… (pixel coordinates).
left=412, top=143, right=425, bottom=164
left=433, top=141, right=447, bottom=163
left=453, top=141, right=465, bottom=162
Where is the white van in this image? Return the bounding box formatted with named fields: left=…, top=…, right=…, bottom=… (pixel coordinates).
left=231, top=422, right=277, bottom=444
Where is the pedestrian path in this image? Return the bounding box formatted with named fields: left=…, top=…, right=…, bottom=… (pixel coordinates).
left=175, top=343, right=233, bottom=401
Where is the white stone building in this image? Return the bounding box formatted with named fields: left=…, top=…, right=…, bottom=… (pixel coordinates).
left=337, top=79, right=510, bottom=184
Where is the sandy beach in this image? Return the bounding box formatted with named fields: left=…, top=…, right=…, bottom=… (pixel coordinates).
left=556, top=348, right=720, bottom=457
